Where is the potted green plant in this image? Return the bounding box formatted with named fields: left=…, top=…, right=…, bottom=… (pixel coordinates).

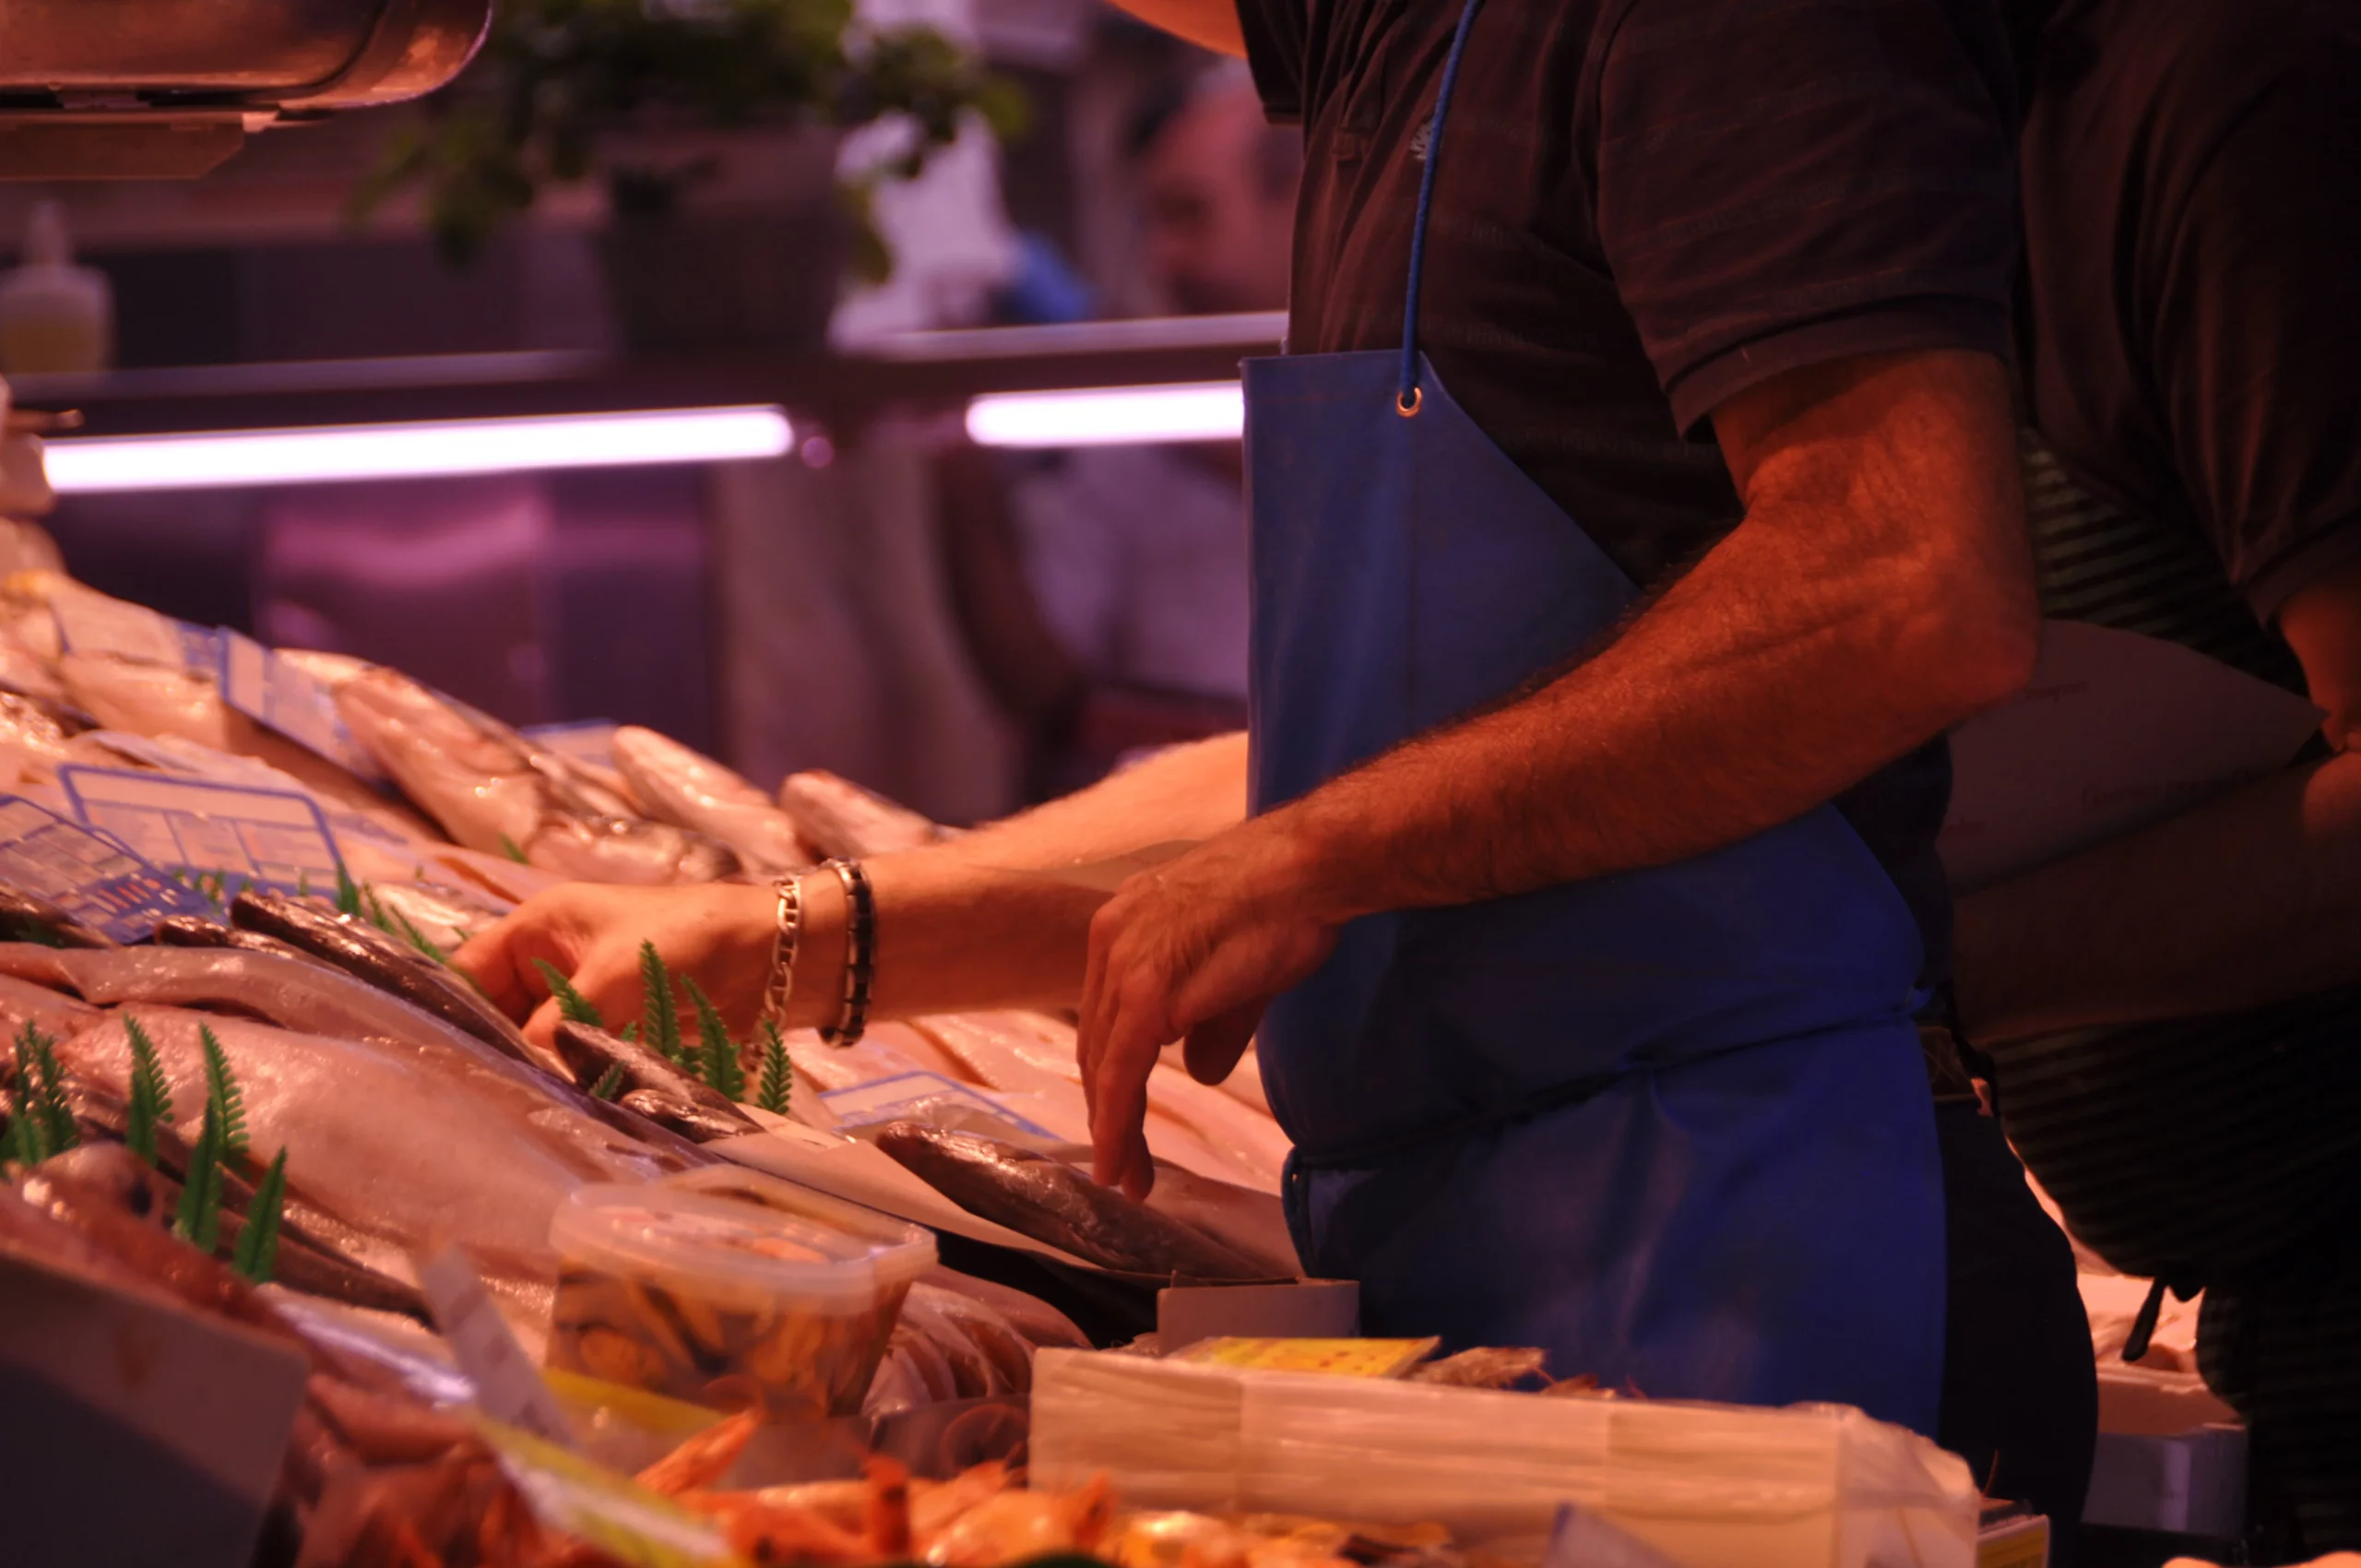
left=355, top=0, right=1023, bottom=351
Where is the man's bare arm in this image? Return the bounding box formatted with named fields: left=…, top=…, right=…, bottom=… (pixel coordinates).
left=1956, top=552, right=2361, bottom=1043
left=458, top=734, right=1250, bottom=1046
left=925, top=731, right=1248, bottom=871
left=1276, top=349, right=2037, bottom=915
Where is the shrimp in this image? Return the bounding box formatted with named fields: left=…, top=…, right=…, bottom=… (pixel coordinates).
left=924, top=1475, right=1114, bottom=1566
left=635, top=1409, right=760, bottom=1496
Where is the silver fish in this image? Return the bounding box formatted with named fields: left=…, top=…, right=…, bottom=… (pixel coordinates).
left=336, top=668, right=740, bottom=885
left=776, top=770, right=942, bottom=860
left=611, top=726, right=813, bottom=874
left=52, top=1003, right=675, bottom=1326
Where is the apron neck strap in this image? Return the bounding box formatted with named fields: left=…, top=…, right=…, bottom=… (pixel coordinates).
left=1398, top=0, right=1487, bottom=411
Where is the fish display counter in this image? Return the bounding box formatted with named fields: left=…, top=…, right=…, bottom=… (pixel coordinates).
left=0, top=565, right=2011, bottom=1568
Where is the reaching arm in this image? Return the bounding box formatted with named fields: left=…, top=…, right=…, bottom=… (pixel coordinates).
left=927, top=731, right=1247, bottom=870
left=456, top=732, right=1249, bottom=1049
left=1259, top=349, right=2035, bottom=909
left=1076, top=348, right=2039, bottom=1192
left=1956, top=552, right=2361, bottom=1043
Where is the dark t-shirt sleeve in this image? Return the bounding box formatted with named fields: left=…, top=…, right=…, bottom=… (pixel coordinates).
left=1234, top=0, right=1307, bottom=124
left=1591, top=0, right=2021, bottom=432
left=2146, top=50, right=2361, bottom=619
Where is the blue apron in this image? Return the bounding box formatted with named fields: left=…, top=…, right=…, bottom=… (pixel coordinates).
left=1246, top=0, right=1945, bottom=1431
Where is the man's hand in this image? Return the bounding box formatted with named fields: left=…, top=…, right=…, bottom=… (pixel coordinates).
left=1079, top=810, right=1337, bottom=1197
left=455, top=884, right=774, bottom=1053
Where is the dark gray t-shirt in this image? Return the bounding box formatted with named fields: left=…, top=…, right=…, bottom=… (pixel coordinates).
left=1233, top=0, right=2024, bottom=974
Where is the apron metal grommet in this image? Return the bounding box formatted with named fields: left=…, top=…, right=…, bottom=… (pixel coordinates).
left=1396, top=387, right=1424, bottom=417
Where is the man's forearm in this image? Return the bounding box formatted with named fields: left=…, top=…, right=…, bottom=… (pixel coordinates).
left=1956, top=750, right=2361, bottom=1042
left=770, top=733, right=1251, bottom=1022
left=932, top=731, right=1250, bottom=873
left=781, top=856, right=1109, bottom=1025
left=1275, top=352, right=2037, bottom=921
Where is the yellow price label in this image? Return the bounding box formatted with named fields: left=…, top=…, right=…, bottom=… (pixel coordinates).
left=1169, top=1336, right=1440, bottom=1378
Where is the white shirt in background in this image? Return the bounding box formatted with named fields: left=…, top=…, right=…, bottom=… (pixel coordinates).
left=1010, top=445, right=1250, bottom=702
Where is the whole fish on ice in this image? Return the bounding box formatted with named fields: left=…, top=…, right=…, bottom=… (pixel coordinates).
left=0, top=942, right=706, bottom=1169
left=229, top=889, right=545, bottom=1073
left=874, top=1122, right=1270, bottom=1280
left=42, top=1001, right=687, bottom=1325
left=777, top=770, right=942, bottom=859
left=612, top=726, right=813, bottom=874
left=337, top=668, right=739, bottom=885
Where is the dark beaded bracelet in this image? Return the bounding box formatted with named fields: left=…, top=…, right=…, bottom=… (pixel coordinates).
left=821, top=858, right=874, bottom=1048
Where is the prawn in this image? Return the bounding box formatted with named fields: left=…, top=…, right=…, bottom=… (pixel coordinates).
left=636, top=1409, right=760, bottom=1496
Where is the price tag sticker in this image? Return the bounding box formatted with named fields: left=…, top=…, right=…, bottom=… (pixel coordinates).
left=0, top=794, right=216, bottom=941
left=57, top=766, right=346, bottom=900
left=1167, top=1336, right=1440, bottom=1378
left=217, top=631, right=391, bottom=785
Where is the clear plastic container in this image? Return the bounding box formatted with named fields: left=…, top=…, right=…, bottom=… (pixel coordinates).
left=662, top=1164, right=937, bottom=1290
left=547, top=1182, right=935, bottom=1420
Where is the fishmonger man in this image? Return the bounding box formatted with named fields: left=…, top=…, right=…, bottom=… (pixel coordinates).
left=470, top=0, right=2043, bottom=1438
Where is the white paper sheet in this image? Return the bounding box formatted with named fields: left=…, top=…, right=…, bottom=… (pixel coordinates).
left=1940, top=621, right=2322, bottom=892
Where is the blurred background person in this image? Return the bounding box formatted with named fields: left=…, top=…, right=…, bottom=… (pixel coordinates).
left=940, top=61, right=1296, bottom=799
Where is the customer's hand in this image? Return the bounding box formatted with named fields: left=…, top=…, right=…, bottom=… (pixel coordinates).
left=1079, top=811, right=1339, bottom=1198
left=456, top=883, right=777, bottom=1052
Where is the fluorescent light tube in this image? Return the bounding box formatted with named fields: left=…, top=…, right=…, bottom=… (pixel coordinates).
left=966, top=381, right=1243, bottom=447
left=42, top=406, right=795, bottom=493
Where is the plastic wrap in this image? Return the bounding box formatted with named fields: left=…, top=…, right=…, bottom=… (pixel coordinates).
left=1029, top=1350, right=1978, bottom=1568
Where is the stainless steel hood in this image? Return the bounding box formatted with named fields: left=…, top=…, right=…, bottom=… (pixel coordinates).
left=0, top=0, right=492, bottom=178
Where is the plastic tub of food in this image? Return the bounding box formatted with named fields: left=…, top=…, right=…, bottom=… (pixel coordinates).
left=547, top=1183, right=936, bottom=1420
left=662, top=1164, right=935, bottom=1279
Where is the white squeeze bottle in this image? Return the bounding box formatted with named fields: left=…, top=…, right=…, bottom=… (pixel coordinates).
left=0, top=201, right=113, bottom=375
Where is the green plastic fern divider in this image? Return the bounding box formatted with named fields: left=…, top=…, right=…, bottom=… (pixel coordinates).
left=682, top=977, right=744, bottom=1101
left=335, top=862, right=365, bottom=919
left=173, top=1101, right=224, bottom=1254
left=124, top=1016, right=177, bottom=1167
left=639, top=942, right=687, bottom=1073
left=756, top=1020, right=793, bottom=1114
left=197, top=1025, right=251, bottom=1165
left=231, top=1147, right=290, bottom=1285
left=18, top=1022, right=77, bottom=1158
left=533, top=959, right=605, bottom=1028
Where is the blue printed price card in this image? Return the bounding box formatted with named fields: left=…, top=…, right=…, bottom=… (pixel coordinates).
left=0, top=794, right=216, bottom=941
left=217, top=631, right=391, bottom=786
left=58, top=766, right=347, bottom=900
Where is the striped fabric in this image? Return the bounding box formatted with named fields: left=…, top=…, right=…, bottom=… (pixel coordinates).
left=1990, top=434, right=2361, bottom=1551
left=2016, top=434, right=2308, bottom=688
